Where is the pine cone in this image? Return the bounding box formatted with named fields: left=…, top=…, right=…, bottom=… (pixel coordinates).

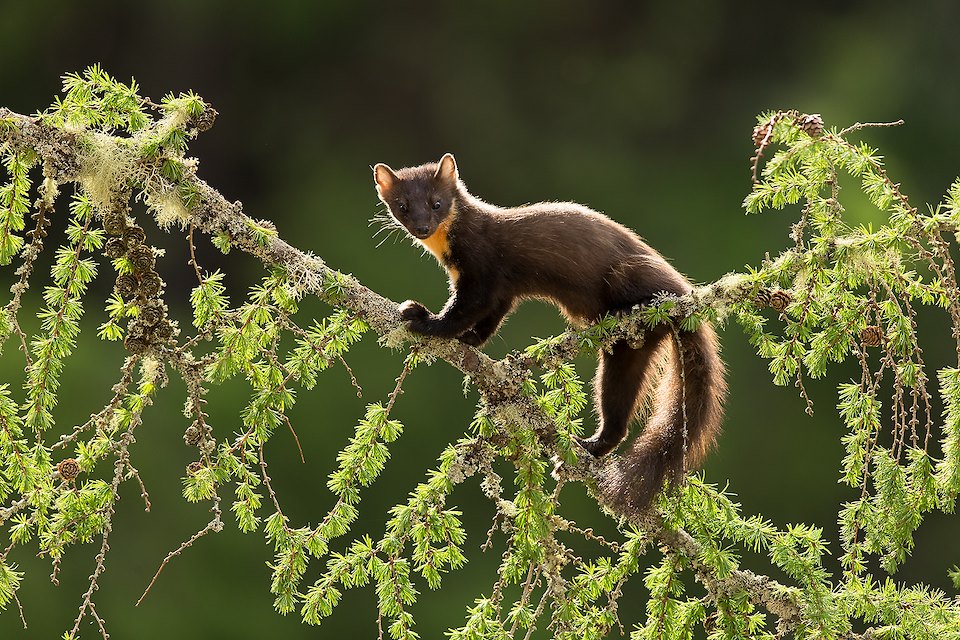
left=104, top=237, right=127, bottom=259
left=769, top=289, right=793, bottom=312
left=797, top=113, right=824, bottom=138
left=152, top=319, right=175, bottom=341
left=58, top=458, right=80, bottom=481
left=861, top=325, right=883, bottom=347
left=128, top=244, right=156, bottom=274
left=102, top=210, right=127, bottom=236
left=193, top=105, right=218, bottom=132
left=124, top=226, right=147, bottom=245
left=138, top=272, right=163, bottom=298
left=140, top=300, right=164, bottom=327
left=752, top=122, right=772, bottom=147
left=124, top=334, right=150, bottom=354
left=124, top=321, right=150, bottom=354
left=116, top=273, right=138, bottom=297
left=183, top=425, right=203, bottom=447
left=755, top=288, right=773, bottom=307
left=186, top=461, right=203, bottom=475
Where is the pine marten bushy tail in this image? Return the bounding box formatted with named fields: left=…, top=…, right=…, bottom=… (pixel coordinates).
left=372, top=153, right=727, bottom=514
left=596, top=322, right=726, bottom=513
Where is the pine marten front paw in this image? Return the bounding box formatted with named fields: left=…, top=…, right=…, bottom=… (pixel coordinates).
left=398, top=300, right=429, bottom=321
left=458, top=329, right=483, bottom=347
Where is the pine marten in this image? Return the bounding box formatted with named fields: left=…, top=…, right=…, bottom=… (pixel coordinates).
left=373, top=153, right=726, bottom=512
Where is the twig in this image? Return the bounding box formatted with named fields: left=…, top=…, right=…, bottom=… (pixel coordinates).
left=281, top=413, right=305, bottom=464
left=126, top=459, right=152, bottom=512
left=70, top=465, right=121, bottom=639
left=88, top=601, right=109, bottom=640
left=259, top=443, right=287, bottom=524
left=481, top=513, right=501, bottom=552
left=136, top=494, right=223, bottom=606
left=50, top=554, right=61, bottom=586
left=564, top=523, right=622, bottom=554
left=13, top=591, right=26, bottom=629
left=507, top=562, right=538, bottom=638
left=2, top=156, right=54, bottom=373
left=653, top=554, right=682, bottom=640
left=521, top=573, right=551, bottom=640
left=338, top=354, right=363, bottom=398
left=838, top=119, right=905, bottom=136
left=69, top=386, right=150, bottom=637
left=385, top=349, right=416, bottom=414
left=187, top=222, right=203, bottom=283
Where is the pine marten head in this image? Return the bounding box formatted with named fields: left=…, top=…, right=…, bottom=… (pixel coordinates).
left=373, top=153, right=459, bottom=240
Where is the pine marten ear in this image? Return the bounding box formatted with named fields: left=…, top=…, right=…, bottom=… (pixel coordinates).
left=373, top=163, right=398, bottom=192
left=435, top=153, right=458, bottom=185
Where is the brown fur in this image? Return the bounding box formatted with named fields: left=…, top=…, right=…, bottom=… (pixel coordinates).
left=374, top=154, right=727, bottom=512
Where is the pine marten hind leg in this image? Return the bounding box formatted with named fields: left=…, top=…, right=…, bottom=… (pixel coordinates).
left=577, top=325, right=671, bottom=457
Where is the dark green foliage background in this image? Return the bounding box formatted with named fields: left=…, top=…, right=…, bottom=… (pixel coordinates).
left=2, top=1, right=959, bottom=637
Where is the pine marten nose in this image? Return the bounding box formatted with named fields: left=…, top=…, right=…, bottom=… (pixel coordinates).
left=415, top=225, right=431, bottom=237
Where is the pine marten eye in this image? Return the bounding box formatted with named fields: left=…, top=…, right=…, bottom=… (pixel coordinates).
left=397, top=202, right=408, bottom=213
left=432, top=200, right=441, bottom=210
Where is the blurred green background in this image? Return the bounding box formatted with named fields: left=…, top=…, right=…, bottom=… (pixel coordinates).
left=2, top=0, right=960, bottom=637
